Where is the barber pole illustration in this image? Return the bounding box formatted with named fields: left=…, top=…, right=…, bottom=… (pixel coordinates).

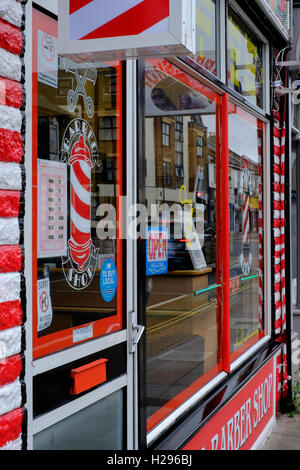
left=239, top=160, right=252, bottom=275
left=61, top=118, right=100, bottom=290
left=69, top=135, right=92, bottom=271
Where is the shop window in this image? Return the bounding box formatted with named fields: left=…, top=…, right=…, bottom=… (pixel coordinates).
left=144, top=58, right=267, bottom=435
left=33, top=9, right=123, bottom=358
left=190, top=0, right=217, bottom=76
left=145, top=58, right=224, bottom=432
left=227, top=6, right=264, bottom=109
left=228, top=102, right=265, bottom=359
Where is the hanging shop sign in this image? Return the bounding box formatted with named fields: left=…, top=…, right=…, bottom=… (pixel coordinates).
left=256, top=0, right=289, bottom=40
left=58, top=0, right=196, bottom=62
left=183, top=355, right=276, bottom=451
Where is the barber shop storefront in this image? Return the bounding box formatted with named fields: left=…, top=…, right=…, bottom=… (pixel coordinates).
left=0, top=0, right=293, bottom=451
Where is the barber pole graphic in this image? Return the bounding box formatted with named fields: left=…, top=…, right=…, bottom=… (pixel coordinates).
left=239, top=161, right=252, bottom=275
left=68, top=0, right=169, bottom=40
left=61, top=118, right=100, bottom=290
left=69, top=135, right=92, bottom=271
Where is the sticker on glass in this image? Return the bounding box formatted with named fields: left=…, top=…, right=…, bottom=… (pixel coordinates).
left=37, top=277, right=53, bottom=332
left=100, top=259, right=117, bottom=303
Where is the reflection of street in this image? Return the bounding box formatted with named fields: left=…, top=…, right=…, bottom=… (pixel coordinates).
left=146, top=273, right=261, bottom=417
left=146, top=293, right=218, bottom=418
left=230, top=277, right=261, bottom=351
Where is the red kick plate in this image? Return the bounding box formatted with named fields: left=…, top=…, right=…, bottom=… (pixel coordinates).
left=70, top=358, right=108, bottom=395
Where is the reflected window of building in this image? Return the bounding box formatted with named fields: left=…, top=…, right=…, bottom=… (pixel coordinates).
left=162, top=121, right=170, bottom=147
left=197, top=136, right=203, bottom=157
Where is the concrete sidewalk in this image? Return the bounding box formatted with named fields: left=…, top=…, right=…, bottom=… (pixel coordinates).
left=261, top=414, right=300, bottom=450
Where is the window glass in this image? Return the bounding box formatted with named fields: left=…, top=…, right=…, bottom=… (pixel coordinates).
left=227, top=6, right=264, bottom=108
left=228, top=103, right=265, bottom=358
left=33, top=9, right=123, bottom=358
left=145, top=59, right=223, bottom=431
left=34, top=390, right=123, bottom=450
left=190, top=0, right=217, bottom=76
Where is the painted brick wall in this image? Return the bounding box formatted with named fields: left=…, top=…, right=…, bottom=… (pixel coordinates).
left=0, top=0, right=26, bottom=451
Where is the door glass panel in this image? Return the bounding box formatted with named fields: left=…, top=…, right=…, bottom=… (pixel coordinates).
left=33, top=9, right=123, bottom=358
left=228, top=103, right=265, bottom=358
left=33, top=390, right=123, bottom=450
left=145, top=59, right=223, bottom=431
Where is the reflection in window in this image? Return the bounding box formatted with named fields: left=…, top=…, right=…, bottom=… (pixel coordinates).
left=162, top=121, right=170, bottom=147
left=145, top=59, right=222, bottom=431
left=228, top=103, right=265, bottom=356
left=227, top=6, right=264, bottom=108
left=191, top=0, right=217, bottom=76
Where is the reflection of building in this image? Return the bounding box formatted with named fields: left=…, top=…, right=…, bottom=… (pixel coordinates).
left=145, top=115, right=210, bottom=209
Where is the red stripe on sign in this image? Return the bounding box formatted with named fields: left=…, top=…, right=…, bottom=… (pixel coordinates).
left=0, top=355, right=22, bottom=387
left=0, top=300, right=23, bottom=330
left=70, top=221, right=90, bottom=244
left=72, top=161, right=91, bottom=189
left=0, top=408, right=23, bottom=449
left=71, top=186, right=91, bottom=220
left=0, top=128, right=22, bottom=163
left=82, top=0, right=169, bottom=39
left=0, top=245, right=22, bottom=273
left=69, top=0, right=94, bottom=15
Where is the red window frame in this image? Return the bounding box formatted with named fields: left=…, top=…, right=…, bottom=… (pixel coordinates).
left=32, top=8, right=123, bottom=359
left=145, top=62, right=267, bottom=433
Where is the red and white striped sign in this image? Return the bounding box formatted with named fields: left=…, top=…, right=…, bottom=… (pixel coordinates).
left=69, top=0, right=169, bottom=40
left=59, top=0, right=195, bottom=60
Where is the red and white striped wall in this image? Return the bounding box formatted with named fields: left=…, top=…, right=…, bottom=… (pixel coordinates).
left=272, top=50, right=288, bottom=409
left=0, top=0, right=26, bottom=451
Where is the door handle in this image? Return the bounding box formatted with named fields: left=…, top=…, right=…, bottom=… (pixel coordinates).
left=128, top=312, right=145, bottom=354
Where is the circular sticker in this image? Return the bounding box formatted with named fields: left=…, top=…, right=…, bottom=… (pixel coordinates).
left=100, top=259, right=117, bottom=303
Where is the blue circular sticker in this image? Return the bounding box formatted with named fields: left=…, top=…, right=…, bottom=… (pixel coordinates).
left=100, top=259, right=117, bottom=303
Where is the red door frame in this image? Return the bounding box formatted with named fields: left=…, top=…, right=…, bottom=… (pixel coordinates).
left=32, top=8, right=123, bottom=359
left=146, top=62, right=266, bottom=433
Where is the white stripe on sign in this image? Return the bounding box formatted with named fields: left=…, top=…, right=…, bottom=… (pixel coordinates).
left=140, top=17, right=169, bottom=35
left=70, top=0, right=144, bottom=40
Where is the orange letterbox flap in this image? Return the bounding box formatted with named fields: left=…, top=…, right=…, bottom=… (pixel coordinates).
left=70, top=358, right=108, bottom=395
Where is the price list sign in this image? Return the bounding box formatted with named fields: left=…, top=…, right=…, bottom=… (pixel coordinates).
left=38, top=159, right=68, bottom=258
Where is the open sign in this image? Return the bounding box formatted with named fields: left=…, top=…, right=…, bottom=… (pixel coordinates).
left=146, top=227, right=168, bottom=276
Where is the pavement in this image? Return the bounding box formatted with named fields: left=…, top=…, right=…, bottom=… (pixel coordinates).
left=261, top=413, right=300, bottom=450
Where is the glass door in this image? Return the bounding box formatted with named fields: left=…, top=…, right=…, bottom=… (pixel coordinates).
left=32, top=5, right=137, bottom=450
left=143, top=59, right=225, bottom=434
